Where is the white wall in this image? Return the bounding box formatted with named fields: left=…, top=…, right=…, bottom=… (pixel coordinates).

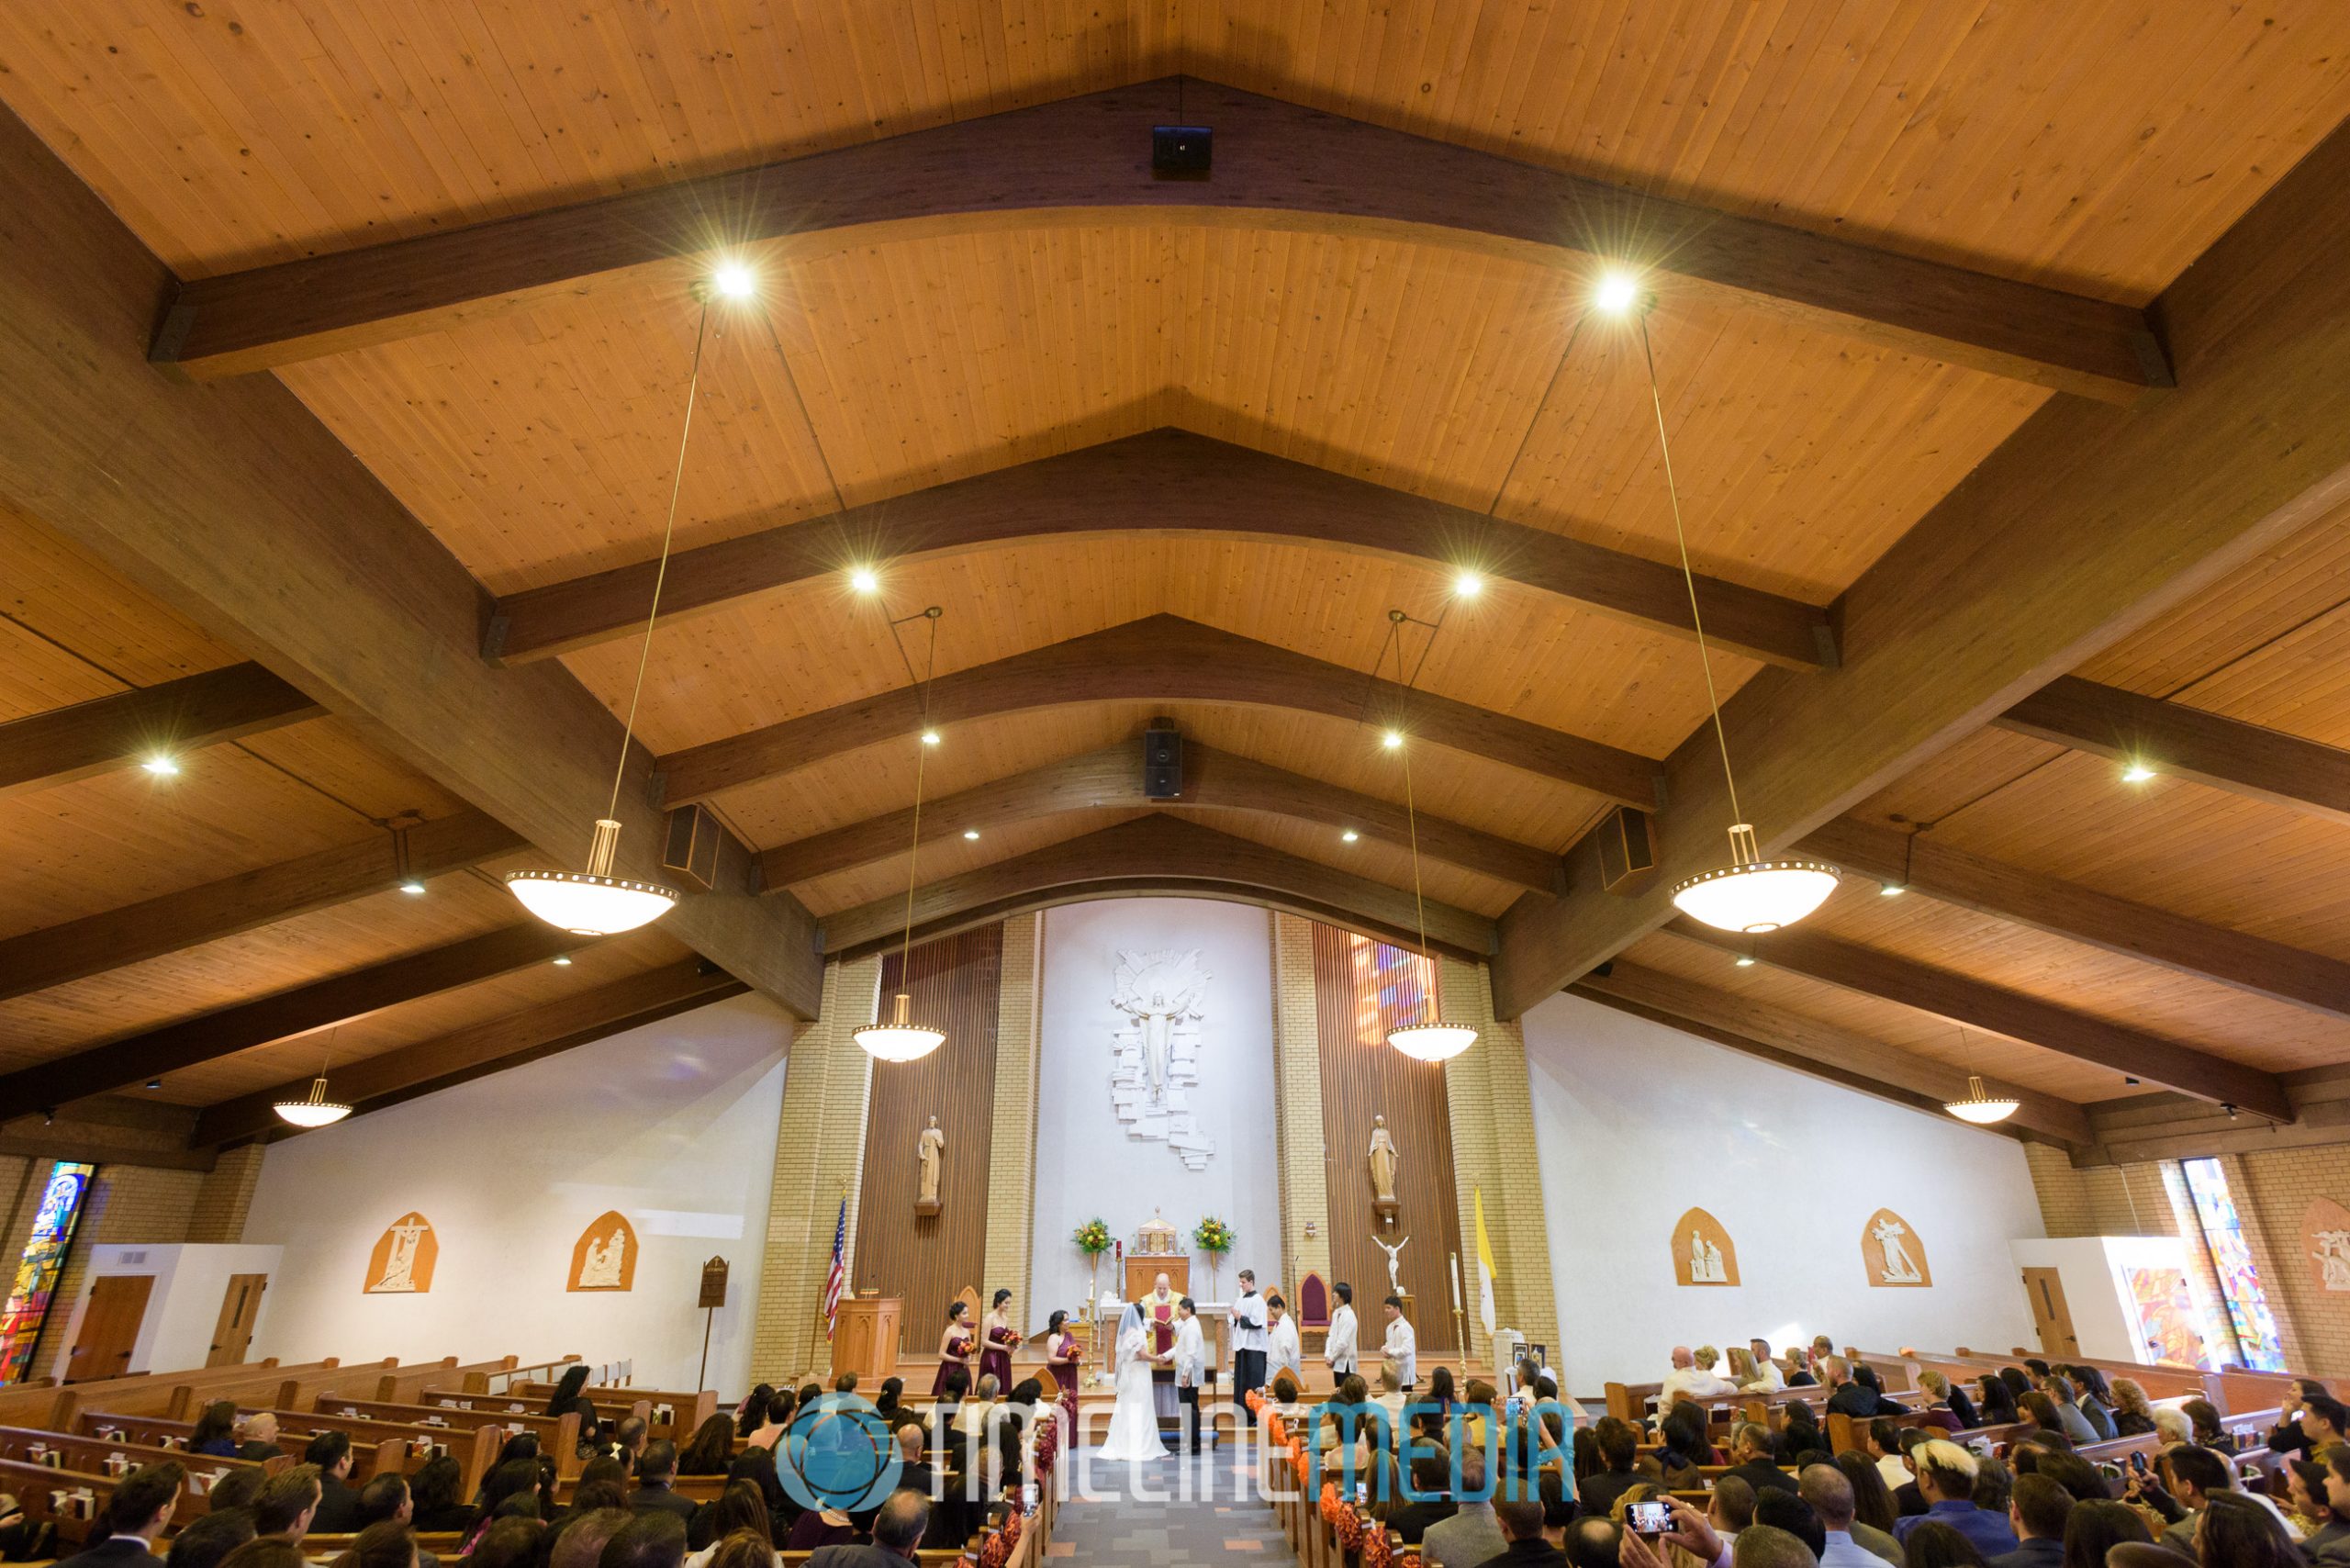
left=241, top=992, right=790, bottom=1393
left=1523, top=991, right=2045, bottom=1393
left=56, top=1243, right=284, bottom=1373
left=1028, top=899, right=1283, bottom=1316
left=2011, top=1235, right=2202, bottom=1364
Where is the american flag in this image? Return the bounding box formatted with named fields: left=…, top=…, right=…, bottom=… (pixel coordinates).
left=821, top=1197, right=847, bottom=1338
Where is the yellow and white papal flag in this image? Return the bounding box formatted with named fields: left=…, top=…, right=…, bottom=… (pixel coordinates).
left=1473, top=1184, right=1499, bottom=1337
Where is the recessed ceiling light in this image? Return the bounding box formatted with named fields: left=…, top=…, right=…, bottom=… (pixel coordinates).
left=398, top=878, right=428, bottom=896
left=1341, top=829, right=1360, bottom=843
left=2122, top=762, right=2156, bottom=783
left=920, top=730, right=941, bottom=746
left=141, top=755, right=181, bottom=777
left=1734, top=954, right=1756, bottom=968
left=962, top=829, right=979, bottom=840
left=1595, top=271, right=1641, bottom=314
left=146, top=1079, right=162, bottom=1091
left=711, top=263, right=757, bottom=300
left=1454, top=572, right=1483, bottom=598
left=1880, top=882, right=1906, bottom=898
left=1382, top=730, right=1404, bottom=750
left=552, top=954, right=573, bottom=967
left=850, top=567, right=879, bottom=594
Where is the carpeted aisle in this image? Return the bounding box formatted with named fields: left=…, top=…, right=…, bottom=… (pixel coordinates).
left=1046, top=1449, right=1299, bottom=1564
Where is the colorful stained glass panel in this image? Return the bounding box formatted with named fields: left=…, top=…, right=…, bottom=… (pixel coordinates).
left=0, top=1161, right=95, bottom=1384
left=2180, top=1156, right=2286, bottom=1372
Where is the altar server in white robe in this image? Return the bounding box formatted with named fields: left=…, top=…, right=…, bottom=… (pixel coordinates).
left=1266, top=1292, right=1303, bottom=1387
left=1230, top=1269, right=1269, bottom=1424
left=1325, top=1281, right=1359, bottom=1378
left=1382, top=1293, right=1417, bottom=1392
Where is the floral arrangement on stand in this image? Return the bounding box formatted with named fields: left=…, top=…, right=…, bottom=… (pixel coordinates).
left=1073, top=1216, right=1112, bottom=1339
left=1192, top=1214, right=1234, bottom=1298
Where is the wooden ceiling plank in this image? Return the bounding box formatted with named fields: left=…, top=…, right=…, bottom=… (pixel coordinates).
left=149, top=81, right=2163, bottom=401
left=0, top=809, right=526, bottom=1004
left=1993, top=675, right=2350, bottom=826
left=1571, top=960, right=2088, bottom=1144
left=1491, top=111, right=2350, bottom=1020
left=191, top=959, right=746, bottom=1147
left=1800, top=816, right=2350, bottom=1022
left=758, top=738, right=1562, bottom=893
left=488, top=430, right=1834, bottom=671
left=0, top=923, right=584, bottom=1112
left=0, top=663, right=319, bottom=798
left=0, top=100, right=822, bottom=1017
left=818, top=814, right=1494, bottom=960
left=1662, top=917, right=2292, bottom=1123
left=658, top=614, right=1662, bottom=809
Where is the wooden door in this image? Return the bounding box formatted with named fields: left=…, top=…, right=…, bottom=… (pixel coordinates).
left=2021, top=1267, right=2080, bottom=1358
left=207, top=1273, right=267, bottom=1366
left=67, top=1274, right=152, bottom=1383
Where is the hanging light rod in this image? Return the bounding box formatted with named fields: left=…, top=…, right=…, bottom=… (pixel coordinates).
left=854, top=604, right=950, bottom=1063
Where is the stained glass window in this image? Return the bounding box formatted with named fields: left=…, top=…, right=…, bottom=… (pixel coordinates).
left=1345, top=931, right=1436, bottom=1046
left=0, top=1160, right=95, bottom=1384
left=2179, top=1156, right=2286, bottom=1372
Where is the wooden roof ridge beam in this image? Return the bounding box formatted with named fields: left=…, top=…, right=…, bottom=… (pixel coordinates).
left=0, top=922, right=587, bottom=1113
left=0, top=808, right=527, bottom=1004
left=0, top=104, right=821, bottom=1015
left=0, top=662, right=319, bottom=799
left=657, top=614, right=1662, bottom=809
left=1490, top=110, right=2350, bottom=1020
left=1801, top=816, right=2350, bottom=1022
left=1993, top=675, right=2350, bottom=827
left=1660, top=917, right=2292, bottom=1123
left=192, top=958, right=744, bottom=1147
left=1570, top=959, right=2090, bottom=1144
left=757, top=738, right=1563, bottom=893
left=149, top=79, right=2165, bottom=401
left=487, top=431, right=1834, bottom=671
left=816, top=813, right=1494, bottom=961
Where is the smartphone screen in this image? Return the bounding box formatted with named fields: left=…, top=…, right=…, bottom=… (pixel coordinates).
left=1628, top=1501, right=1672, bottom=1535
left=1354, top=1482, right=1368, bottom=1505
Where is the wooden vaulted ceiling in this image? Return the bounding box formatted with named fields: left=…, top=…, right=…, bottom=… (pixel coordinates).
left=3, top=4, right=2350, bottom=1162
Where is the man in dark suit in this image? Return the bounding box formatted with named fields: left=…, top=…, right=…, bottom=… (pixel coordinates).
left=303, top=1431, right=364, bottom=1535
left=1478, top=1497, right=1569, bottom=1567
left=1384, top=1453, right=1459, bottom=1544
left=233, top=1412, right=281, bottom=1463
left=1823, top=1358, right=1878, bottom=1419
left=808, top=1488, right=931, bottom=1566
left=1722, top=1423, right=1800, bottom=1495
left=625, top=1441, right=699, bottom=1527
left=1986, top=1475, right=2071, bottom=1568
left=59, top=1462, right=182, bottom=1568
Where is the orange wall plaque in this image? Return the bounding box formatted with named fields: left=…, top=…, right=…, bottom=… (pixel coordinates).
left=364, top=1211, right=437, bottom=1294
left=1672, top=1207, right=1740, bottom=1287
left=569, top=1210, right=639, bottom=1292
left=1861, top=1208, right=1931, bottom=1287
left=2300, top=1197, right=2350, bottom=1295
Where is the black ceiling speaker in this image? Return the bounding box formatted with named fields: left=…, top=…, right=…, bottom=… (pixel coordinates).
left=1142, top=726, right=1183, bottom=800
left=1152, top=125, right=1212, bottom=178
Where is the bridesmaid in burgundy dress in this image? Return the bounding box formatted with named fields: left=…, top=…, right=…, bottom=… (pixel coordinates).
left=932, top=1301, right=976, bottom=1396
left=1045, top=1308, right=1082, bottom=1433
left=979, top=1289, right=1019, bottom=1392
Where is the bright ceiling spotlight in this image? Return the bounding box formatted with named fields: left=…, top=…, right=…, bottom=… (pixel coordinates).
left=552, top=953, right=574, bottom=967
left=921, top=729, right=941, bottom=746
left=963, top=829, right=979, bottom=840
left=397, top=878, right=428, bottom=896
left=1943, top=1075, right=2020, bottom=1126
left=2121, top=761, right=2157, bottom=783
left=850, top=567, right=880, bottom=594
left=1595, top=271, right=1642, bottom=314
left=1879, top=881, right=1907, bottom=898
left=711, top=262, right=757, bottom=300
left=1454, top=571, right=1483, bottom=598
left=1382, top=730, right=1404, bottom=751
left=1734, top=954, right=1757, bottom=968
left=141, top=754, right=181, bottom=777
left=1341, top=829, right=1360, bottom=843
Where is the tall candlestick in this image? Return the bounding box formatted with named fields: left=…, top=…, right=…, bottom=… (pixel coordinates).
left=1449, top=1251, right=1463, bottom=1311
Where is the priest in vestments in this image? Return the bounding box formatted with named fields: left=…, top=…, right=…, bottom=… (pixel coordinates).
left=1143, top=1271, right=1181, bottom=1419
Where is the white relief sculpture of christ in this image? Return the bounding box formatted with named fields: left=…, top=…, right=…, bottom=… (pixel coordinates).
left=1111, top=950, right=1208, bottom=1112
left=1374, top=1233, right=1409, bottom=1295
left=375, top=1217, right=428, bottom=1293
left=2315, top=1230, right=2350, bottom=1292
left=1872, top=1217, right=1923, bottom=1284
left=1689, top=1228, right=1728, bottom=1283
left=578, top=1229, right=627, bottom=1289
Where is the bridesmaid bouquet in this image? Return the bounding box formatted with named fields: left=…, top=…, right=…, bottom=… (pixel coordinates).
left=1073, top=1217, right=1113, bottom=1256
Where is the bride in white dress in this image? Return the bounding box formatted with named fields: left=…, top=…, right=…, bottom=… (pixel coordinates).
left=1096, top=1303, right=1169, bottom=1462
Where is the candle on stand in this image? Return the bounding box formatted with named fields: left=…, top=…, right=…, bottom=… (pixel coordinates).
left=1449, top=1251, right=1463, bottom=1311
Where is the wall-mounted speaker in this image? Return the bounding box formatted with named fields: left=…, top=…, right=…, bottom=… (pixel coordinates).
left=1595, top=805, right=1657, bottom=894
left=1142, top=727, right=1183, bottom=800
left=1151, top=125, right=1213, bottom=178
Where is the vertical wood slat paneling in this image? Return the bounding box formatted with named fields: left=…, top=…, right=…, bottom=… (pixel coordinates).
left=854, top=924, right=1003, bottom=1350
left=1313, top=924, right=1466, bottom=1356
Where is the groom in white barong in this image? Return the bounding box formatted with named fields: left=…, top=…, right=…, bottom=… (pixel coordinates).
left=1098, top=1303, right=1171, bottom=1462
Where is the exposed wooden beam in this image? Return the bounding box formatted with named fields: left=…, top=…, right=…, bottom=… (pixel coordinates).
left=194, top=959, right=747, bottom=1146
left=1662, top=918, right=2293, bottom=1124
left=660, top=615, right=1661, bottom=810
left=0, top=1129, right=217, bottom=1172
left=0, top=99, right=822, bottom=1016
left=489, top=430, right=1833, bottom=672
left=819, top=814, right=1494, bottom=962
left=0, top=663, right=319, bottom=799
left=0, top=923, right=582, bottom=1113
left=149, top=81, right=2164, bottom=401
left=1993, top=675, right=2350, bottom=827
left=760, top=739, right=1561, bottom=893
left=1491, top=110, right=2350, bottom=1019
left=1799, top=816, right=2350, bottom=1022
left=0, top=810, right=526, bottom=1003
left=1572, top=959, right=2089, bottom=1143
left=2074, top=1067, right=2350, bottom=1166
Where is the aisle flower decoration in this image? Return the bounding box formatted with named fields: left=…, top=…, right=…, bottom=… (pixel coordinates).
left=1073, top=1217, right=1113, bottom=1255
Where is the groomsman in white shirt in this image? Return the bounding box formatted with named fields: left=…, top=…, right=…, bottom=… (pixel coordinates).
left=1172, top=1297, right=1208, bottom=1454
left=1266, top=1292, right=1303, bottom=1388
left=1230, top=1269, right=1269, bottom=1424
left=1382, top=1294, right=1418, bottom=1393
left=1325, top=1282, right=1359, bottom=1379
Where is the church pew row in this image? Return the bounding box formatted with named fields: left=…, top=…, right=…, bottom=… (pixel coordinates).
left=0, top=1427, right=285, bottom=1486
left=313, top=1397, right=582, bottom=1480
left=0, top=1449, right=240, bottom=1553
left=500, top=1379, right=720, bottom=1443
left=83, top=1408, right=499, bottom=1499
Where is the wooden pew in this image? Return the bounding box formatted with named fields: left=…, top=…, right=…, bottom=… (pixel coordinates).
left=313, top=1395, right=582, bottom=1479
left=509, top=1379, right=720, bottom=1444
left=0, top=1426, right=284, bottom=1488
left=0, top=1450, right=229, bottom=1552
left=379, top=1356, right=520, bottom=1404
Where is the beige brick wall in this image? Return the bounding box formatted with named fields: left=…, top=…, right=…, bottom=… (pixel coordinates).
left=1270, top=913, right=1333, bottom=1294
left=30, top=1163, right=206, bottom=1382
left=980, top=913, right=1042, bottom=1329
left=1440, top=957, right=1561, bottom=1372
left=188, top=1144, right=267, bottom=1244
left=751, top=955, right=879, bottom=1383
left=2229, top=1145, right=2350, bottom=1374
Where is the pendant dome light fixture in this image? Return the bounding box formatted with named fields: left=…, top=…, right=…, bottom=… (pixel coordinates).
left=1609, top=285, right=1840, bottom=933
left=1942, top=1026, right=2020, bottom=1125
left=854, top=606, right=950, bottom=1063
left=275, top=1031, right=352, bottom=1128
left=509, top=278, right=750, bottom=936
left=1367, top=606, right=1480, bottom=1063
